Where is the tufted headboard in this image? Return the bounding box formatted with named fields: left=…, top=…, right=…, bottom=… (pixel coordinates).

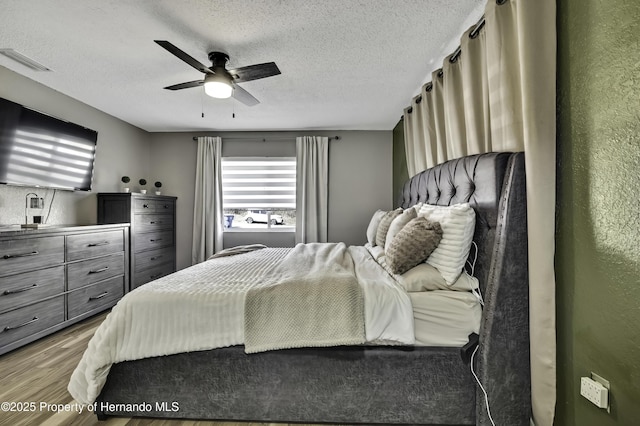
left=399, top=152, right=532, bottom=425
left=399, top=152, right=511, bottom=295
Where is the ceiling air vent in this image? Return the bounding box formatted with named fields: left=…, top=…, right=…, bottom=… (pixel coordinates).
left=0, top=48, right=51, bottom=71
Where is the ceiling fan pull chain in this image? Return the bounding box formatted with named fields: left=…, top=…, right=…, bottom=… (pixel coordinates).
left=232, top=95, right=236, bottom=118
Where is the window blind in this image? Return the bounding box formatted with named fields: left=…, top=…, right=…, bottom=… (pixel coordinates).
left=222, top=157, right=296, bottom=209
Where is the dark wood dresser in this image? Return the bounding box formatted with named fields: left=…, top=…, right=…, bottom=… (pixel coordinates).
left=0, top=224, right=129, bottom=355
left=97, top=193, right=177, bottom=290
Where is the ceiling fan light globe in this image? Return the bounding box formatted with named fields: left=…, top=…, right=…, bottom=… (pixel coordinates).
left=204, top=81, right=232, bottom=98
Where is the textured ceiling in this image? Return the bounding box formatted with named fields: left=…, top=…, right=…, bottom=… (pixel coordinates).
left=0, top=0, right=484, bottom=132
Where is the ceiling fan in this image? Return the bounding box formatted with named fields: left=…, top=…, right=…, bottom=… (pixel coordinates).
left=154, top=40, right=281, bottom=106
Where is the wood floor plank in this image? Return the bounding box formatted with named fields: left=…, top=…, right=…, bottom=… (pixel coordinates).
left=0, top=311, right=345, bottom=426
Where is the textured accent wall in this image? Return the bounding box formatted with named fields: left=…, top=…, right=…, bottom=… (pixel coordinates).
left=555, top=0, right=640, bottom=424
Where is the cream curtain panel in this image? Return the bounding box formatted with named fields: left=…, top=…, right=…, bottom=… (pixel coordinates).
left=403, top=1, right=556, bottom=425
left=192, top=136, right=224, bottom=264
left=295, top=136, right=329, bottom=244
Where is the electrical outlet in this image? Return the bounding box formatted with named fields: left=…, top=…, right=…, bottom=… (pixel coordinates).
left=580, top=376, right=609, bottom=410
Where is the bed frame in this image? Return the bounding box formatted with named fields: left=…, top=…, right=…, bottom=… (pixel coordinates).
left=95, top=152, right=531, bottom=425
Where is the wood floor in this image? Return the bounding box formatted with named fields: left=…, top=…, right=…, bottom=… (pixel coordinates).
left=0, top=311, right=339, bottom=426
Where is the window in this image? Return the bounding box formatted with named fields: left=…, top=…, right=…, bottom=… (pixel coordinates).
left=222, top=157, right=296, bottom=231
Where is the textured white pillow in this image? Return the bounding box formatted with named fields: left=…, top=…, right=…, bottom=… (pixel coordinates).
left=418, top=203, right=476, bottom=284
left=366, top=210, right=386, bottom=245
left=384, top=207, right=417, bottom=251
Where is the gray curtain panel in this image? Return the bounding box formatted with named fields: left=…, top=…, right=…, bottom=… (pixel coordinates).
left=295, top=136, right=328, bottom=244
left=192, top=136, right=223, bottom=264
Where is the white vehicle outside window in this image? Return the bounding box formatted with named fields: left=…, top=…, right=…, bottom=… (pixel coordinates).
left=221, top=158, right=296, bottom=232
left=244, top=210, right=284, bottom=225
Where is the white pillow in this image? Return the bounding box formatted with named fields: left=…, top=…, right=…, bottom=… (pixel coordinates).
left=384, top=207, right=417, bottom=251
left=366, top=210, right=386, bottom=245
left=380, top=259, right=479, bottom=292
left=365, top=242, right=385, bottom=261
left=418, top=203, right=476, bottom=284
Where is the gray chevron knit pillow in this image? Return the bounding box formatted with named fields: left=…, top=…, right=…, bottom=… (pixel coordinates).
left=375, top=209, right=402, bottom=247
left=386, top=217, right=443, bottom=275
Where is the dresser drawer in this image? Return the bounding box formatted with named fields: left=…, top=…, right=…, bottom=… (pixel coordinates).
left=0, top=266, right=65, bottom=313
left=0, top=236, right=64, bottom=277
left=133, top=197, right=155, bottom=213
left=133, top=198, right=175, bottom=214
left=134, top=214, right=174, bottom=232
left=0, top=296, right=64, bottom=348
left=135, top=230, right=174, bottom=253
left=67, top=253, right=125, bottom=291
left=154, top=199, right=175, bottom=213
left=67, top=276, right=124, bottom=319
left=134, top=246, right=175, bottom=273
left=133, top=262, right=174, bottom=289
left=66, top=230, right=124, bottom=262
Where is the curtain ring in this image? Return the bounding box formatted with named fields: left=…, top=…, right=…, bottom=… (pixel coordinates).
left=407, top=107, right=413, bottom=114
left=470, top=19, right=485, bottom=39
left=437, top=69, right=443, bottom=78
left=415, top=95, right=422, bottom=104
left=449, top=47, right=461, bottom=63
left=496, top=0, right=507, bottom=5
left=425, top=82, right=433, bottom=92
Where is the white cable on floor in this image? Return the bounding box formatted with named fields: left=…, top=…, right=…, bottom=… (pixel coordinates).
left=470, top=345, right=496, bottom=426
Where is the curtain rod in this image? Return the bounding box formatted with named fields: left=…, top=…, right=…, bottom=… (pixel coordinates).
left=450, top=16, right=485, bottom=63
left=191, top=136, right=341, bottom=141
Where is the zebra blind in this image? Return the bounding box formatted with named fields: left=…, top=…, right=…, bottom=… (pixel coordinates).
left=221, top=157, right=296, bottom=209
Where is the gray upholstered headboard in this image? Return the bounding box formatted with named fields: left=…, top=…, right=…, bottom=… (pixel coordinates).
left=399, top=152, right=532, bottom=425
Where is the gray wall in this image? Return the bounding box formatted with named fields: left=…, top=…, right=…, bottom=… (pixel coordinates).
left=0, top=66, right=393, bottom=273
left=0, top=66, right=150, bottom=225
left=149, top=131, right=393, bottom=270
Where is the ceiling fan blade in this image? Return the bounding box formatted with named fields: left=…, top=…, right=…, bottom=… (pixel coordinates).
left=154, top=40, right=213, bottom=74
left=228, top=62, right=281, bottom=83
left=231, top=83, right=260, bottom=106
left=163, top=80, right=204, bottom=90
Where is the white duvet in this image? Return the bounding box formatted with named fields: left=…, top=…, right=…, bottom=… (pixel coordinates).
left=68, top=243, right=414, bottom=405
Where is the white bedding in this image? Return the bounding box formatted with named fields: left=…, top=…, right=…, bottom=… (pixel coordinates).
left=410, top=290, right=481, bottom=346
left=68, top=243, right=414, bottom=405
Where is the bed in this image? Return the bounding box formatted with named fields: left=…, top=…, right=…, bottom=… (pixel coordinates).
left=72, top=151, right=530, bottom=425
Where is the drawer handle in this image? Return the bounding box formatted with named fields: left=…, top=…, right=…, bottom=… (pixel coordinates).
left=150, top=221, right=162, bottom=225
left=2, top=251, right=39, bottom=259
left=89, top=266, right=109, bottom=274
left=150, top=255, right=163, bottom=261
left=89, top=291, right=109, bottom=301
left=3, top=283, right=38, bottom=295
left=143, top=204, right=150, bottom=209
left=4, top=316, right=39, bottom=332
left=88, top=241, right=109, bottom=247
left=150, top=238, right=163, bottom=242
